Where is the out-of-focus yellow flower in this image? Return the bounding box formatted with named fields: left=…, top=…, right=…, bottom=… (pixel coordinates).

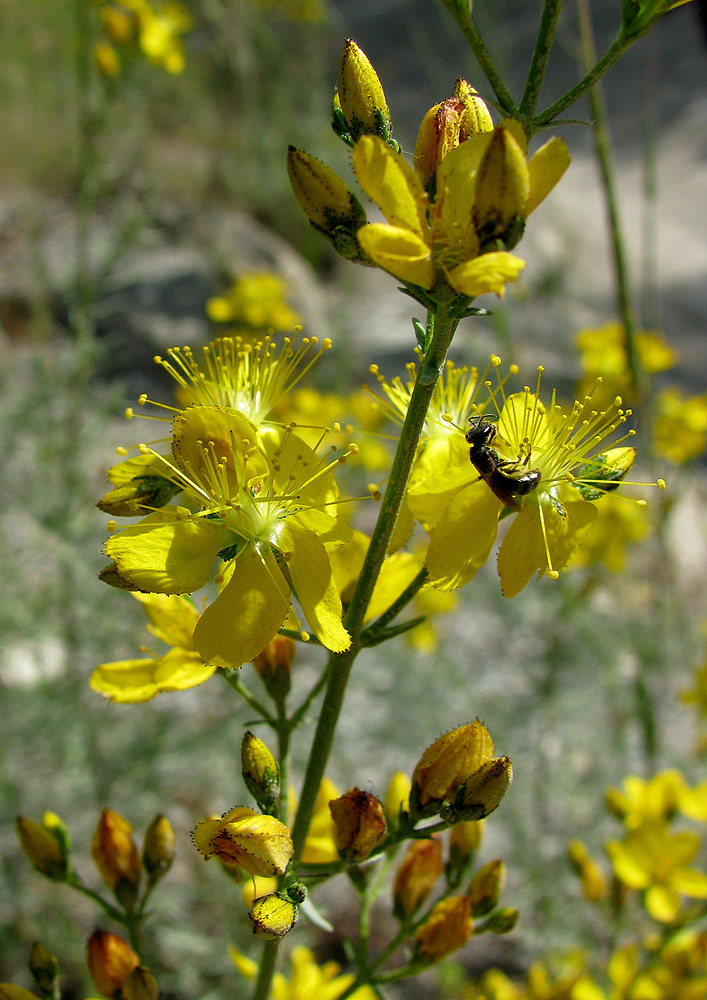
left=192, top=807, right=293, bottom=879
left=606, top=821, right=707, bottom=922
left=135, top=0, right=192, bottom=74
left=414, top=895, right=474, bottom=962
left=230, top=945, right=377, bottom=1000
left=384, top=771, right=411, bottom=827
left=247, top=0, right=325, bottom=23
left=577, top=322, right=676, bottom=377
left=16, top=813, right=70, bottom=881
left=680, top=654, right=707, bottom=754
left=0, top=986, right=44, bottom=999
left=90, top=593, right=214, bottom=702
left=605, top=770, right=707, bottom=827
left=449, top=820, right=484, bottom=872
left=568, top=840, right=608, bottom=903
left=468, top=859, right=505, bottom=916
left=407, top=587, right=458, bottom=652
left=409, top=361, right=660, bottom=596
left=95, top=41, right=121, bottom=76
left=300, top=777, right=341, bottom=865
left=206, top=273, right=301, bottom=331
left=652, top=387, right=707, bottom=464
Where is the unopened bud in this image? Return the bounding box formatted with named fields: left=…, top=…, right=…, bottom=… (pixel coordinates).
left=413, top=895, right=473, bottom=962
left=248, top=893, right=298, bottom=940
left=142, top=815, right=175, bottom=883
left=241, top=732, right=280, bottom=814
left=393, top=839, right=443, bottom=919
left=414, top=80, right=492, bottom=187
left=484, top=906, right=519, bottom=934
left=287, top=147, right=369, bottom=262
left=29, top=943, right=59, bottom=995
left=16, top=814, right=69, bottom=881
left=96, top=475, right=177, bottom=516
left=92, top=809, right=141, bottom=906
left=474, top=124, right=530, bottom=249
left=568, top=840, right=607, bottom=902
left=384, top=771, right=411, bottom=829
left=86, top=931, right=139, bottom=998
left=411, top=720, right=499, bottom=819
left=329, top=788, right=387, bottom=862
left=467, top=859, right=504, bottom=916
left=337, top=39, right=394, bottom=146
left=192, top=807, right=293, bottom=878
left=94, top=42, right=120, bottom=78
left=122, top=967, right=159, bottom=1000
left=450, top=755, right=513, bottom=822
left=448, top=819, right=484, bottom=875
left=251, top=636, right=295, bottom=701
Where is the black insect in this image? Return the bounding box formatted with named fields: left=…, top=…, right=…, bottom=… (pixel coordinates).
left=465, top=415, right=541, bottom=512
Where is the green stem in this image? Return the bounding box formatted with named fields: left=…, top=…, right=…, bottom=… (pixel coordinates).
left=276, top=703, right=290, bottom=823
left=438, top=2, right=517, bottom=115
left=518, top=0, right=563, bottom=122
left=251, top=941, right=280, bottom=1000
left=289, top=304, right=457, bottom=866
left=220, top=671, right=277, bottom=726
left=359, top=567, right=428, bottom=645
left=577, top=0, right=639, bottom=392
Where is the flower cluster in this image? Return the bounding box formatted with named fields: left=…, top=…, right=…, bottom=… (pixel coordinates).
left=95, top=0, right=192, bottom=77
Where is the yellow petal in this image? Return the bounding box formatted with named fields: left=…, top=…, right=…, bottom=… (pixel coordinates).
left=105, top=511, right=228, bottom=594
left=172, top=405, right=267, bottom=493
left=526, top=136, right=570, bottom=215
left=352, top=135, right=429, bottom=237
left=365, top=551, right=424, bottom=622
left=447, top=252, right=525, bottom=298
left=133, top=592, right=199, bottom=649
left=425, top=482, right=501, bottom=591
left=193, top=546, right=290, bottom=668
left=90, top=650, right=215, bottom=703
left=645, top=884, right=681, bottom=923
left=329, top=530, right=369, bottom=604
left=280, top=522, right=351, bottom=652
left=357, top=223, right=435, bottom=288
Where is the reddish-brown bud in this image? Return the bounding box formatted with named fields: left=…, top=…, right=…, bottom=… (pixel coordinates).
left=393, top=839, right=443, bottom=919
left=329, top=788, right=387, bottom=862
left=86, top=931, right=139, bottom=998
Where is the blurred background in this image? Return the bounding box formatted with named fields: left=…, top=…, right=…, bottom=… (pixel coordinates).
left=1, top=1, right=706, bottom=996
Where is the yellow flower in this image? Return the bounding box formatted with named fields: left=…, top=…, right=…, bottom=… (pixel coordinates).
left=606, top=770, right=707, bottom=827
left=230, top=945, right=377, bottom=1000
left=101, top=406, right=351, bottom=667
left=300, top=777, right=341, bottom=865
left=135, top=0, right=192, bottom=74
left=408, top=362, right=661, bottom=596
left=566, top=491, right=649, bottom=573
left=90, top=593, right=214, bottom=702
left=606, top=822, right=707, bottom=922
left=206, top=272, right=300, bottom=331
left=192, top=806, right=293, bottom=878
left=652, top=387, right=707, bottom=464
left=567, top=840, right=608, bottom=903
left=575, top=322, right=678, bottom=407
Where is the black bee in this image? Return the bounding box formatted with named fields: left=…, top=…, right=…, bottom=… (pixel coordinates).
left=465, top=416, right=541, bottom=512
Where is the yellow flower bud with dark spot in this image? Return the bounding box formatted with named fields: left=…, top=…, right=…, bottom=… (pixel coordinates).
left=287, top=147, right=369, bottom=262
left=92, top=809, right=141, bottom=906
left=241, top=731, right=280, bottom=814
left=16, top=814, right=69, bottom=881
left=473, top=124, right=530, bottom=249
left=468, top=859, right=505, bottom=916
left=410, top=720, right=495, bottom=818
left=192, top=807, right=293, bottom=878
left=393, top=839, right=443, bottom=919
left=122, top=967, right=160, bottom=1000
left=86, top=931, right=139, bottom=999
left=248, top=893, right=298, bottom=940
left=454, top=755, right=513, bottom=821
left=337, top=39, right=393, bottom=145
left=384, top=771, right=411, bottom=828
left=414, top=895, right=473, bottom=962
left=484, top=906, right=519, bottom=934
left=329, top=788, right=387, bottom=862
left=142, top=814, right=175, bottom=882
left=29, top=943, right=59, bottom=996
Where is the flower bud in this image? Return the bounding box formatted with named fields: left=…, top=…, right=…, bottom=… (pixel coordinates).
left=393, top=839, right=443, bottom=919
left=95, top=42, right=121, bottom=78
left=242, top=875, right=279, bottom=909
left=413, top=895, right=473, bottom=963
left=329, top=788, right=387, bottom=862
left=86, top=931, right=139, bottom=998
left=16, top=814, right=69, bottom=881
left=248, top=893, right=298, bottom=940
left=451, top=755, right=513, bottom=822
left=96, top=475, right=178, bottom=516
left=384, top=771, right=411, bottom=830
left=337, top=39, right=394, bottom=145
left=287, top=147, right=369, bottom=262
left=473, top=125, right=530, bottom=249
left=29, top=943, right=59, bottom=995
left=122, top=967, right=159, bottom=1000
left=414, top=80, right=492, bottom=187
left=241, top=731, right=280, bottom=814
left=99, top=4, right=137, bottom=44
left=92, top=809, right=141, bottom=906
left=410, top=720, right=496, bottom=818
left=192, top=807, right=293, bottom=878
left=0, top=987, right=42, bottom=999
left=467, top=859, right=505, bottom=917
left=568, top=840, right=607, bottom=902
left=251, top=636, right=295, bottom=699
left=142, top=815, right=175, bottom=883
left=448, top=819, right=484, bottom=875
left=484, top=906, right=519, bottom=934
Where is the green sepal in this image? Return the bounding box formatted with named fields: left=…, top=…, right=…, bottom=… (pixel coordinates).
left=412, top=317, right=430, bottom=353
